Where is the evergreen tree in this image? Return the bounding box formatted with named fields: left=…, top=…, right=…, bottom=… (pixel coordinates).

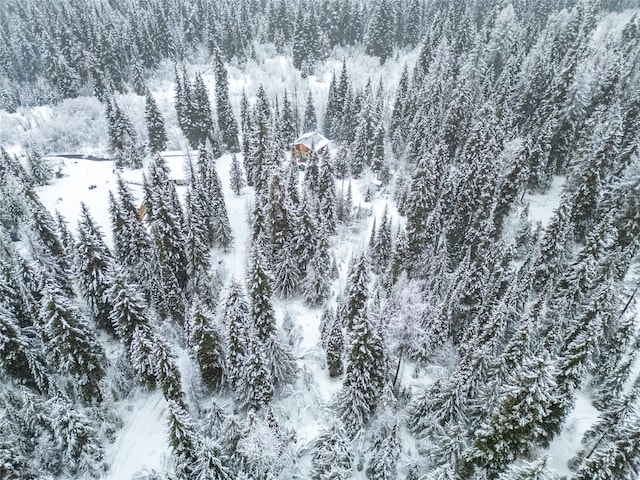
left=129, top=323, right=158, bottom=387
left=189, top=298, right=226, bottom=392
left=337, top=307, right=385, bottom=436
left=229, top=154, right=246, bottom=195
left=191, top=437, right=233, bottom=480
left=310, top=421, right=354, bottom=480
left=371, top=206, right=393, bottom=274
left=367, top=422, right=401, bottom=480
left=303, top=231, right=331, bottom=307
left=145, top=91, right=168, bottom=154
left=273, top=238, right=300, bottom=298
left=26, top=148, right=52, bottom=186
left=40, top=283, right=105, bottom=403
left=110, top=176, right=158, bottom=303
left=462, top=355, right=557, bottom=478
left=317, top=154, right=337, bottom=226
left=223, top=280, right=250, bottom=391
left=278, top=89, right=297, bottom=147
left=235, top=329, right=274, bottom=410
left=326, top=311, right=345, bottom=377
left=248, top=245, right=277, bottom=343
left=166, top=398, right=199, bottom=465
left=303, top=90, right=317, bottom=132
left=144, top=156, right=189, bottom=291
left=106, top=266, right=153, bottom=350
left=106, top=99, right=141, bottom=168
left=214, top=49, right=239, bottom=151
left=0, top=303, right=38, bottom=388
left=48, top=399, right=107, bottom=477
left=344, top=253, right=369, bottom=331
left=153, top=332, right=183, bottom=401
left=323, top=72, right=340, bottom=138
left=75, top=202, right=113, bottom=333
left=365, top=0, right=395, bottom=64
left=294, top=192, right=318, bottom=274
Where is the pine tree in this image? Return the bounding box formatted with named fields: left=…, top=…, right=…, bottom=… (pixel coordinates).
left=303, top=233, right=330, bottom=307
left=184, top=188, right=211, bottom=286
left=0, top=303, right=37, bottom=387
left=48, top=399, right=107, bottom=477
left=144, top=156, right=189, bottom=291
left=106, top=99, right=141, bottom=168
left=326, top=311, right=344, bottom=377
left=191, top=437, right=233, bottom=480
left=40, top=283, right=105, bottom=403
left=365, top=0, right=395, bottom=64
left=229, top=154, right=246, bottom=195
left=462, top=355, right=557, bottom=478
left=167, top=398, right=199, bottom=463
left=26, top=148, right=52, bottom=186
left=371, top=206, right=392, bottom=274
left=214, top=48, right=239, bottom=151
left=303, top=90, right=317, bottom=132
left=110, top=176, right=158, bottom=303
left=367, top=422, right=401, bottom=480
left=75, top=202, right=114, bottom=333
left=337, top=308, right=386, bottom=436
left=189, top=298, right=226, bottom=392
left=223, top=280, right=250, bottom=390
left=323, top=72, right=340, bottom=138
left=317, top=154, right=338, bottom=235
left=311, top=421, right=354, bottom=480
left=294, top=192, right=317, bottom=274
left=145, top=91, right=168, bottom=153
left=278, top=89, right=296, bottom=147
left=105, top=265, right=153, bottom=354
left=248, top=245, right=277, bottom=342
left=273, top=238, right=300, bottom=298
left=344, top=253, right=369, bottom=331
left=129, top=323, right=158, bottom=387
left=153, top=332, right=183, bottom=401
left=235, top=329, right=274, bottom=410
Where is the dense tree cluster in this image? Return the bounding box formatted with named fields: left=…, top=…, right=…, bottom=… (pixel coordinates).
left=0, top=0, right=639, bottom=479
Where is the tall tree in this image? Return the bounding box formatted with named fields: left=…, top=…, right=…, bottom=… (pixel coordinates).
left=145, top=91, right=168, bottom=154
left=75, top=202, right=114, bottom=333
left=214, top=48, right=239, bottom=151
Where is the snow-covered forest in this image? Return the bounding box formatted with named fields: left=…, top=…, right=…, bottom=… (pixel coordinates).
left=1, top=0, right=640, bottom=478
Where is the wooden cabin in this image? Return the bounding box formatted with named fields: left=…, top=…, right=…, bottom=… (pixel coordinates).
left=292, top=131, right=329, bottom=161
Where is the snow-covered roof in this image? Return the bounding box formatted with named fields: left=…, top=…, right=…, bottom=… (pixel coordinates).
left=293, top=131, right=329, bottom=151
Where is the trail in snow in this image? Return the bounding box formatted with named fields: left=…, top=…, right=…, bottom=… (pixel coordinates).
left=104, top=391, right=168, bottom=480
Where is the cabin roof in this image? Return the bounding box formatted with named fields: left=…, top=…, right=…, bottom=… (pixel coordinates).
left=293, top=131, right=329, bottom=151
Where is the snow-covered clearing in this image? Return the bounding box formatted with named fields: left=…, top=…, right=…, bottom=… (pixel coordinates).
left=104, top=390, right=168, bottom=480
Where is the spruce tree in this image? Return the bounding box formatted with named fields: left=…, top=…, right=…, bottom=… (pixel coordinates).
left=311, top=421, right=353, bottom=479
left=463, top=355, right=557, bottom=478
left=326, top=312, right=344, bottom=378
left=145, top=91, right=168, bottom=154
left=235, top=329, right=274, bottom=410
left=365, top=0, right=394, bottom=64
left=337, top=308, right=385, bottom=436
left=223, top=280, right=250, bottom=391
left=214, top=49, right=239, bottom=151
left=40, top=283, right=105, bottom=403
left=303, top=90, right=317, bottom=132
left=75, top=202, right=114, bottom=333
left=26, top=148, right=52, bottom=186
left=189, top=298, right=226, bottom=392
left=106, top=99, right=141, bottom=168
left=229, top=154, right=246, bottom=195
